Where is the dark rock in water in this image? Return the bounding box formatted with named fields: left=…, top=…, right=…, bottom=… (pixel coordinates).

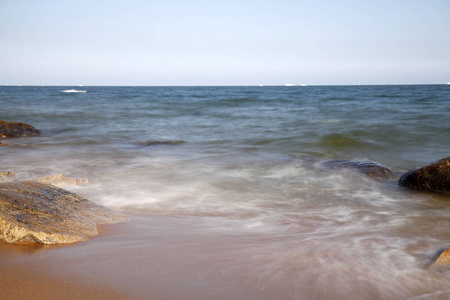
left=0, top=181, right=128, bottom=244
left=322, top=160, right=393, bottom=179
left=0, top=120, right=41, bottom=138
left=398, top=157, right=450, bottom=193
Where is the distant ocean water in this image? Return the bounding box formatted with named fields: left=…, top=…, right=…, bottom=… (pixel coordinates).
left=1, top=85, right=450, bottom=298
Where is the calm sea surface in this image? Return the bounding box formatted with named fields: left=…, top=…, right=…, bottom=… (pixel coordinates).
left=1, top=85, right=450, bottom=299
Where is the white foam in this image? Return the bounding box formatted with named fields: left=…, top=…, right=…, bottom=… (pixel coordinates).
left=61, top=89, right=87, bottom=93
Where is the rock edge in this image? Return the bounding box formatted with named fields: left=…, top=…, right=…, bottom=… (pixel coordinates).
left=0, top=181, right=128, bottom=244
left=0, top=120, right=41, bottom=138
left=322, top=160, right=393, bottom=179
left=398, top=157, right=450, bottom=193
left=436, top=246, right=450, bottom=265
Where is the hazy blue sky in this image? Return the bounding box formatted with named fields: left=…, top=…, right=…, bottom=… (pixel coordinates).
left=1, top=0, right=449, bottom=85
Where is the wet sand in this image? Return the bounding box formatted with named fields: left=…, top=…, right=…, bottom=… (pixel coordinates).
left=1, top=212, right=450, bottom=300
left=0, top=265, right=129, bottom=299
left=0, top=214, right=272, bottom=300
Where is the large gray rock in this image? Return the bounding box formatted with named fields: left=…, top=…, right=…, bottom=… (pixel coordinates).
left=398, top=157, right=450, bottom=193
left=0, top=120, right=41, bottom=138
left=322, top=160, right=393, bottom=179
left=0, top=181, right=127, bottom=244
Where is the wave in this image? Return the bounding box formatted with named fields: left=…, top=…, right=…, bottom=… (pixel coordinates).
left=314, top=133, right=367, bottom=148
left=61, top=89, right=87, bottom=93
left=376, top=94, right=398, bottom=98
left=138, top=140, right=185, bottom=146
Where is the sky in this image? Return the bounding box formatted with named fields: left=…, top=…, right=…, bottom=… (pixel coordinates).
left=0, top=0, right=449, bottom=86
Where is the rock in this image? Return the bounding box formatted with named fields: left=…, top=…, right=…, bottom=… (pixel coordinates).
left=322, top=160, right=393, bottom=179
left=0, top=171, right=16, bottom=181
left=398, top=157, right=450, bottom=193
left=36, top=174, right=90, bottom=187
left=436, top=246, right=450, bottom=265
left=0, top=181, right=128, bottom=244
left=0, top=120, right=41, bottom=138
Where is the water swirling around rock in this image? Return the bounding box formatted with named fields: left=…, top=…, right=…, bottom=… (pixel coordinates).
left=1, top=85, right=450, bottom=298
left=0, top=181, right=127, bottom=244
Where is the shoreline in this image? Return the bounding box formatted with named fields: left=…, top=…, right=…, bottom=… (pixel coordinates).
left=0, top=213, right=270, bottom=300
left=2, top=211, right=450, bottom=299
left=0, top=265, right=129, bottom=300
left=0, top=224, right=131, bottom=300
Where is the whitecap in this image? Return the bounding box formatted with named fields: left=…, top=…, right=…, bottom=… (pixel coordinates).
left=61, top=89, right=87, bottom=93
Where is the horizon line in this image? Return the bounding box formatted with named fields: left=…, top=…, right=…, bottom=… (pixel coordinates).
left=1, top=83, right=449, bottom=87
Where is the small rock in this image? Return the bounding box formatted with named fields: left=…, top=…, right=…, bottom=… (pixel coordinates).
left=0, top=120, right=41, bottom=138
left=36, top=174, right=90, bottom=187
left=436, top=246, right=450, bottom=265
left=398, top=157, right=450, bottom=193
left=0, top=181, right=128, bottom=244
left=0, top=171, right=16, bottom=182
left=322, top=160, right=393, bottom=179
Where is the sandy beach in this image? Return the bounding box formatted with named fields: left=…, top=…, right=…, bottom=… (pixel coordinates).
left=2, top=0, right=450, bottom=296
left=2, top=211, right=450, bottom=300
left=1, top=85, right=450, bottom=299
left=0, top=213, right=279, bottom=300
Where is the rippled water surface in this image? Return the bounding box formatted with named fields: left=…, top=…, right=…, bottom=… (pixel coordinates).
left=1, top=85, right=450, bottom=299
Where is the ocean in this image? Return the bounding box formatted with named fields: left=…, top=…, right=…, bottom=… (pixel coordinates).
left=1, top=85, right=450, bottom=299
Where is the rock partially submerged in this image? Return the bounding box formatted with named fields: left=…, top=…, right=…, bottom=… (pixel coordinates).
left=0, top=181, right=128, bottom=244
left=322, top=160, right=393, bottom=179
left=398, top=157, right=450, bottom=193
left=0, top=171, right=15, bottom=181
left=36, top=174, right=90, bottom=187
left=436, top=246, right=450, bottom=265
left=0, top=120, right=41, bottom=138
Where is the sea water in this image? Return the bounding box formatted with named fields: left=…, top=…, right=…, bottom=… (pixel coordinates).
left=1, top=85, right=450, bottom=299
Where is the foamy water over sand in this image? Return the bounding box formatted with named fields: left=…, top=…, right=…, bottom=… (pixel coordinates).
left=1, top=85, right=449, bottom=299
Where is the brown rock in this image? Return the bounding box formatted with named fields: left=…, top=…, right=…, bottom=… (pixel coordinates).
left=436, top=246, right=450, bottom=265
left=322, top=160, right=393, bottom=179
left=36, top=174, right=90, bottom=187
left=0, top=120, right=41, bottom=138
left=0, top=181, right=128, bottom=244
left=0, top=171, right=16, bottom=181
left=398, top=157, right=450, bottom=193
